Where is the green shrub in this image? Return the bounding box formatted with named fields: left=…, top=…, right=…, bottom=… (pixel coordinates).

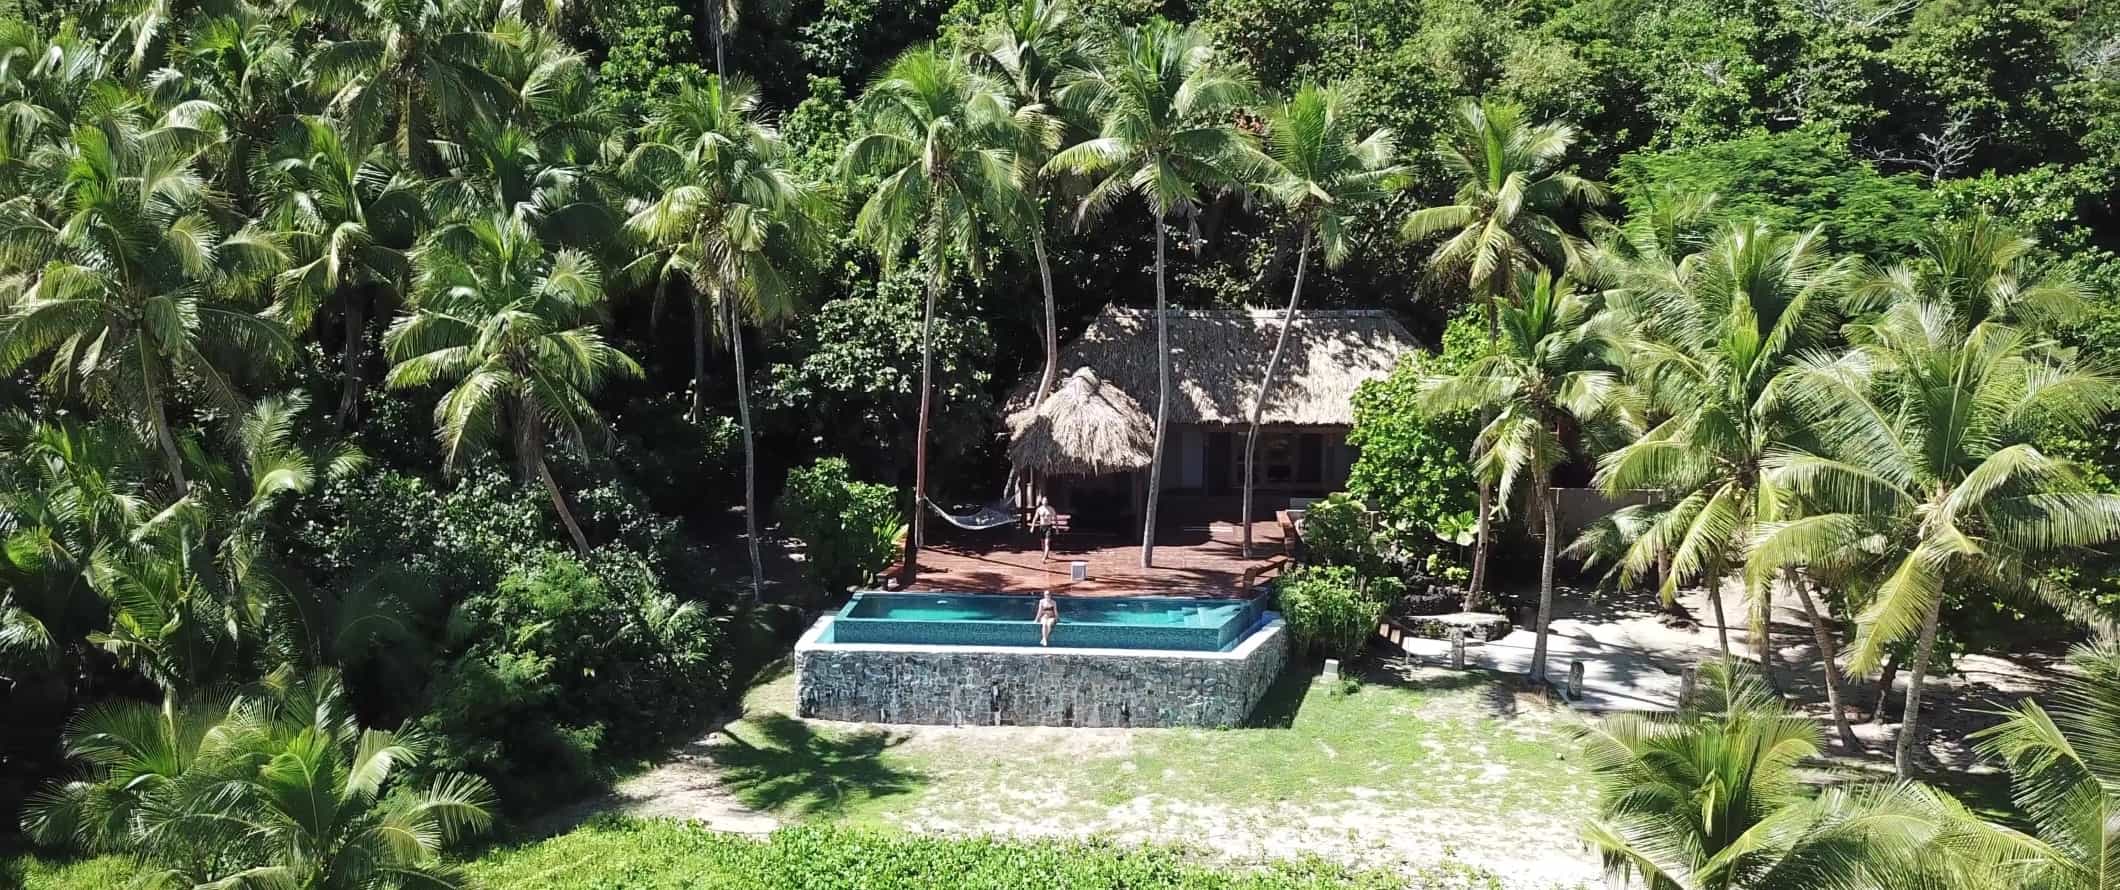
left=1298, top=493, right=1386, bottom=573
left=467, top=818, right=1504, bottom=889
left=777, top=457, right=903, bottom=596
left=1346, top=344, right=1479, bottom=567
left=1275, top=565, right=1391, bottom=663
left=419, top=551, right=729, bottom=811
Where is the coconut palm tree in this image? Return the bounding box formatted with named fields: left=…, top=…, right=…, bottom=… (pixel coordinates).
left=1593, top=220, right=1863, bottom=746
left=1855, top=212, right=2088, bottom=329
left=262, top=116, right=424, bottom=429
left=1401, top=99, right=1603, bottom=607
left=304, top=0, right=517, bottom=170
left=977, top=0, right=1081, bottom=410
left=1419, top=270, right=1626, bottom=682
left=0, top=108, right=293, bottom=493
left=1578, top=661, right=1973, bottom=889
left=1240, top=81, right=1404, bottom=557
left=25, top=669, right=494, bottom=888
left=147, top=4, right=305, bottom=209
left=383, top=213, right=641, bottom=555
left=1965, top=640, right=2120, bottom=889
left=1749, top=301, right=2120, bottom=777
left=841, top=44, right=1028, bottom=568
left=625, top=75, right=831, bottom=601
left=1047, top=18, right=1256, bottom=567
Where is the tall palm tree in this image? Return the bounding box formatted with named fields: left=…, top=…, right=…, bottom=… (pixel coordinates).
left=1578, top=661, right=1971, bottom=889
left=383, top=213, right=642, bottom=555
left=1047, top=18, right=1255, bottom=567
left=1749, top=301, right=2120, bottom=777
left=1419, top=270, right=1625, bottom=682
left=304, top=0, right=517, bottom=170
left=1594, top=220, right=1862, bottom=746
left=1402, top=99, right=1603, bottom=606
left=1855, top=212, right=2088, bottom=329
left=1240, top=81, right=1403, bottom=557
left=144, top=4, right=305, bottom=209
left=26, top=669, right=494, bottom=888
left=1966, top=640, right=2120, bottom=889
left=625, top=76, right=830, bottom=602
left=841, top=44, right=1028, bottom=569
left=0, top=110, right=292, bottom=492
left=978, top=0, right=1081, bottom=410
left=262, top=116, right=425, bottom=429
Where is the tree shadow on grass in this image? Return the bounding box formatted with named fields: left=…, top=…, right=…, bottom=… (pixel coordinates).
left=709, top=713, right=924, bottom=818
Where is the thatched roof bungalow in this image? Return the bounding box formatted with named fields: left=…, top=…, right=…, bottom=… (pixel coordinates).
left=1005, top=305, right=1419, bottom=531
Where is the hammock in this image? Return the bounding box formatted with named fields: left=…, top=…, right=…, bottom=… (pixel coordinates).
left=926, top=497, right=1019, bottom=531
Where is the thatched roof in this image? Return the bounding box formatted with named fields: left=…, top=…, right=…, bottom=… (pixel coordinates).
left=1006, top=306, right=1420, bottom=427
left=1007, top=367, right=1154, bottom=476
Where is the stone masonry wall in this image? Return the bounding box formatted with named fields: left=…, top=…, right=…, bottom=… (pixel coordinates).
left=796, top=620, right=1288, bottom=728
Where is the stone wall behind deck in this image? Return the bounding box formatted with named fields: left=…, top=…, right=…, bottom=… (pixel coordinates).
left=795, top=618, right=1288, bottom=728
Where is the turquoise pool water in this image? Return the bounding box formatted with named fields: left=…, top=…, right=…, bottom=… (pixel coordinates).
left=825, top=592, right=1265, bottom=651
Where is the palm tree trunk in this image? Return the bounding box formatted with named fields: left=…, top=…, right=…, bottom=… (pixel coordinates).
left=335, top=291, right=365, bottom=430
left=908, top=263, right=940, bottom=574
left=1467, top=291, right=1500, bottom=607
left=1032, top=222, right=1059, bottom=406
left=689, top=294, right=709, bottom=423
left=1788, top=567, right=1859, bottom=749
left=1243, top=235, right=1310, bottom=558
left=537, top=454, right=592, bottom=556
left=708, top=1, right=726, bottom=80
left=1531, top=480, right=1557, bottom=683
left=726, top=297, right=764, bottom=603
left=1871, top=653, right=1901, bottom=724
left=1894, top=597, right=1944, bottom=778
left=1706, top=583, right=1733, bottom=666
left=140, top=354, right=188, bottom=494
left=1141, top=215, right=1171, bottom=568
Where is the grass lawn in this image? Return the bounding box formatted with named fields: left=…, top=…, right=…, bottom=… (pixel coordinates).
left=1, top=845, right=136, bottom=890
left=695, top=658, right=1599, bottom=884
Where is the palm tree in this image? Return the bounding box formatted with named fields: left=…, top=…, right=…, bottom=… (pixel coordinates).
left=625, top=76, right=830, bottom=601
left=262, top=116, right=425, bottom=429
left=0, top=110, right=293, bottom=492
left=1240, top=81, right=1404, bottom=557
left=383, top=213, right=642, bottom=555
left=977, top=0, right=1081, bottom=410
left=304, top=0, right=518, bottom=170
left=842, top=44, right=1028, bottom=569
left=1047, top=18, right=1255, bottom=567
left=1749, top=301, right=2120, bottom=777
left=1402, top=99, right=1603, bottom=607
left=1855, top=212, right=2088, bottom=329
left=1966, top=640, right=2120, bottom=889
left=147, top=4, right=305, bottom=209
left=25, top=669, right=495, bottom=888
left=1593, top=220, right=1863, bottom=746
left=1419, top=270, right=1625, bottom=682
left=1578, top=661, right=1972, bottom=889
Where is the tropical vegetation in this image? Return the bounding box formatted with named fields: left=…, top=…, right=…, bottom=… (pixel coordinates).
left=5, top=0, right=2120, bottom=886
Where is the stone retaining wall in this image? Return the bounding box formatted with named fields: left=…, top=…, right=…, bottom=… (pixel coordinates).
left=795, top=617, right=1288, bottom=728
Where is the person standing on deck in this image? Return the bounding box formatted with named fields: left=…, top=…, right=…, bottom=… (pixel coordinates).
left=1032, top=496, right=1059, bottom=562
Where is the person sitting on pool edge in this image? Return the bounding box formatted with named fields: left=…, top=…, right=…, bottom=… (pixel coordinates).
left=1035, top=590, right=1059, bottom=646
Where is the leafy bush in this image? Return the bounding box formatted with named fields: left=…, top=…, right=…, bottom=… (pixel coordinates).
left=777, top=457, right=903, bottom=596
left=1298, top=493, right=1387, bottom=573
left=1275, top=565, right=1392, bottom=663
left=1346, top=342, right=1479, bottom=565
left=419, top=551, right=729, bottom=811
left=467, top=818, right=1505, bottom=889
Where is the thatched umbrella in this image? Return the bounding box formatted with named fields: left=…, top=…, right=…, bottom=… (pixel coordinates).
left=1007, top=367, right=1155, bottom=477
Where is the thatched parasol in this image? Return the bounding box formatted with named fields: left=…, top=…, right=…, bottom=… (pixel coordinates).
left=1007, top=367, right=1155, bottom=477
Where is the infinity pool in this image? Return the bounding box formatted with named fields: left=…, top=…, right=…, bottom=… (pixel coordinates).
left=823, top=592, right=1266, bottom=651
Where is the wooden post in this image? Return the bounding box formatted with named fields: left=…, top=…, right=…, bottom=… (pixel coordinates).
left=1567, top=660, right=1585, bottom=700
left=1679, top=664, right=1699, bottom=711
left=1449, top=628, right=1466, bottom=670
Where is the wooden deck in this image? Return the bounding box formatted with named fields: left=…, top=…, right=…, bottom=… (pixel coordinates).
left=895, top=518, right=1290, bottom=597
